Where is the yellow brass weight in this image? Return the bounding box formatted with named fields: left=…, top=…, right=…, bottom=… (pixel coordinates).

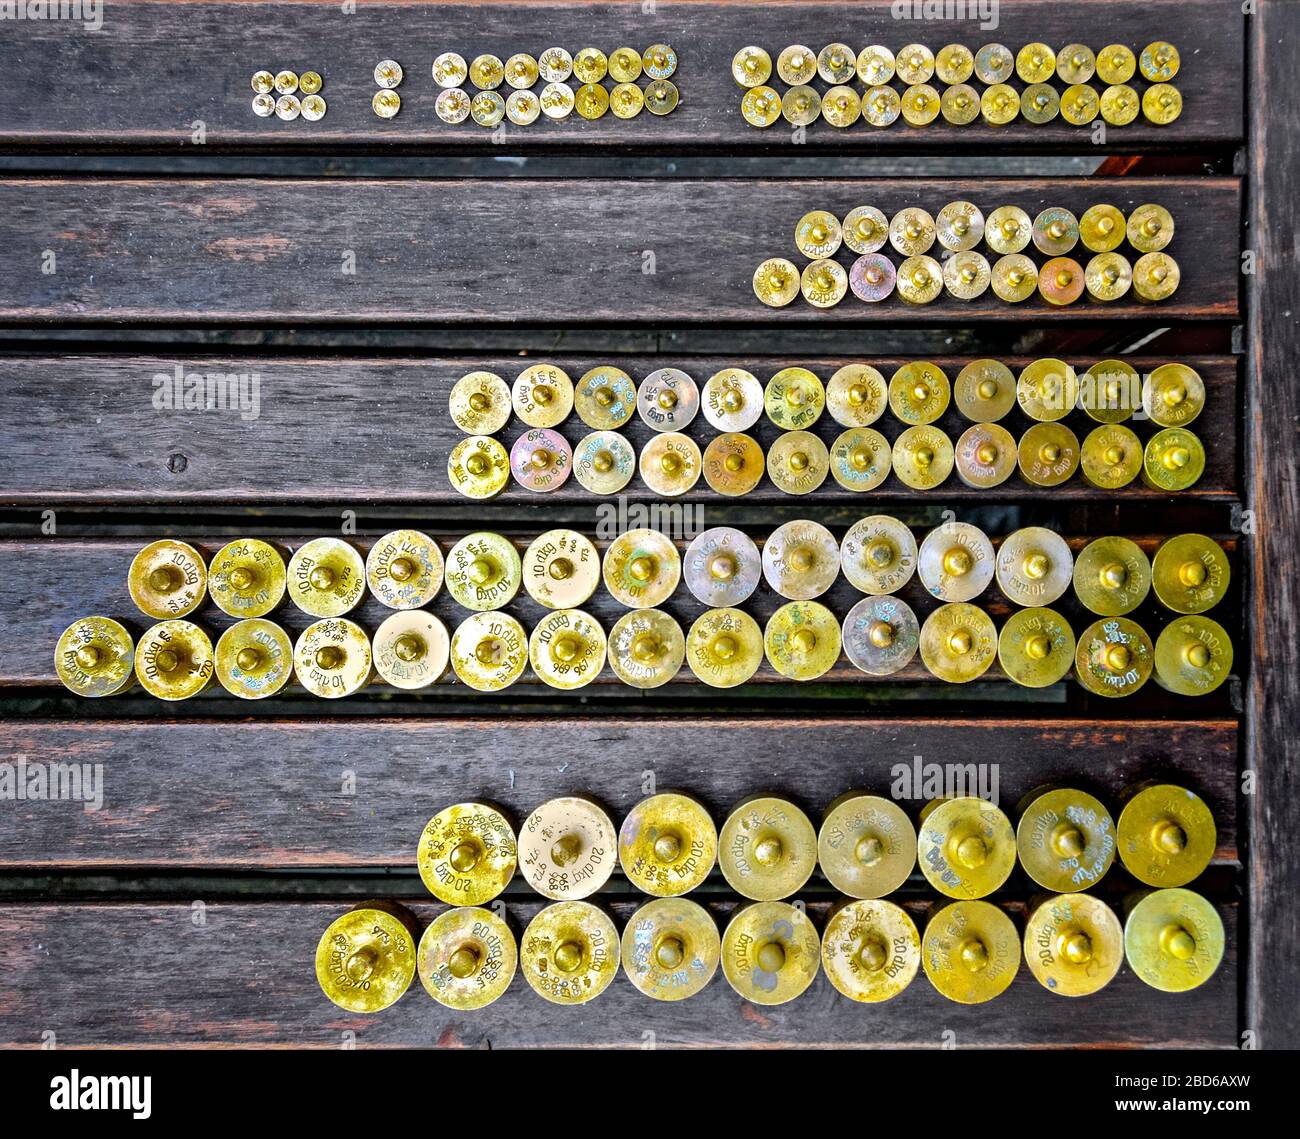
left=1072, top=536, right=1152, bottom=617
left=762, top=519, right=840, bottom=600
left=822, top=899, right=921, bottom=1003
left=619, top=791, right=717, bottom=897
left=572, top=429, right=636, bottom=496
left=767, top=430, right=829, bottom=495
left=128, top=539, right=207, bottom=619
left=1017, top=788, right=1115, bottom=893
left=1081, top=424, right=1143, bottom=490
left=521, top=900, right=620, bottom=1006
left=719, top=796, right=817, bottom=901
left=418, top=802, right=517, bottom=905
left=1118, top=784, right=1217, bottom=887
left=293, top=618, right=372, bottom=698
left=603, top=528, right=680, bottom=608
left=922, top=899, right=1020, bottom=1004
left=764, top=600, right=841, bottom=681
left=418, top=906, right=517, bottom=1011
left=449, top=370, right=511, bottom=435
left=917, top=797, right=1016, bottom=898
left=608, top=608, right=685, bottom=689
left=889, top=361, right=950, bottom=425
left=1151, top=533, right=1230, bottom=614
left=1124, top=888, right=1225, bottom=993
left=996, top=526, right=1074, bottom=607
left=721, top=901, right=821, bottom=1006
left=819, top=793, right=917, bottom=899
left=373, top=610, right=450, bottom=690
left=1143, top=363, right=1206, bottom=428
left=686, top=608, right=764, bottom=688
left=55, top=616, right=135, bottom=697
left=450, top=612, right=528, bottom=692
left=575, top=365, right=636, bottom=431
left=448, top=435, right=511, bottom=500
left=764, top=367, right=825, bottom=431
left=287, top=537, right=366, bottom=617
left=365, top=529, right=443, bottom=610
left=529, top=608, right=607, bottom=690
left=208, top=538, right=287, bottom=618
left=136, top=619, right=215, bottom=700
left=523, top=528, right=599, bottom=609
left=215, top=618, right=293, bottom=699
left=1024, top=893, right=1123, bottom=997
left=1143, top=427, right=1205, bottom=491
left=1155, top=615, right=1233, bottom=697
left=622, top=898, right=720, bottom=1001
left=703, top=432, right=766, bottom=497
left=840, top=514, right=917, bottom=596
left=998, top=607, right=1075, bottom=689
left=955, top=423, right=1017, bottom=489
left=917, top=521, right=994, bottom=602
left=315, top=903, right=418, bottom=1013
left=826, top=363, right=887, bottom=428
left=511, top=363, right=573, bottom=429
left=892, top=425, right=954, bottom=490
left=1074, top=617, right=1154, bottom=698
left=519, top=796, right=617, bottom=901
left=638, top=432, right=702, bottom=497
left=445, top=532, right=522, bottom=611
left=1018, top=422, right=1080, bottom=488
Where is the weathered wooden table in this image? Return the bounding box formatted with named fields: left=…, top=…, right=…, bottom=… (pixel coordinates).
left=0, top=0, right=1294, bottom=1049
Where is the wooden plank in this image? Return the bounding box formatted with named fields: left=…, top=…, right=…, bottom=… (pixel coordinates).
left=0, top=899, right=1239, bottom=1048
left=1244, top=0, right=1300, bottom=1051
left=0, top=533, right=1242, bottom=689
left=0, top=177, right=1239, bottom=324
left=0, top=354, right=1238, bottom=505
left=0, top=718, right=1238, bottom=869
left=0, top=1, right=1244, bottom=153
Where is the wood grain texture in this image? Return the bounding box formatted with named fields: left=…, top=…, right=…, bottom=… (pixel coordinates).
left=0, top=1, right=1244, bottom=153
left=0, top=177, right=1239, bottom=324
left=0, top=354, right=1238, bottom=505
left=0, top=899, right=1239, bottom=1048
left=0, top=718, right=1238, bottom=869
left=0, top=533, right=1241, bottom=691
left=1244, top=0, right=1300, bottom=1051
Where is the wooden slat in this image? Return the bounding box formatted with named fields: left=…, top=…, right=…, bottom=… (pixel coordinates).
left=0, top=355, right=1238, bottom=505
left=0, top=177, right=1239, bottom=324
left=0, top=718, right=1238, bottom=869
left=0, top=899, right=1239, bottom=1048
left=0, top=1, right=1244, bottom=153
left=0, top=533, right=1241, bottom=690
left=1245, top=0, right=1300, bottom=1051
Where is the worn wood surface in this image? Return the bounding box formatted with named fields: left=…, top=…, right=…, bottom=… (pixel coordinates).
left=0, top=354, right=1238, bottom=506
left=0, top=1, right=1245, bottom=154
left=0, top=177, right=1239, bottom=325
left=0, top=899, right=1239, bottom=1048
left=0, top=533, right=1240, bottom=692
left=1244, top=0, right=1300, bottom=1051
left=0, top=717, right=1238, bottom=869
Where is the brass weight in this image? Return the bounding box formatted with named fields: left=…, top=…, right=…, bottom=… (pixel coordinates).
left=287, top=537, right=366, bottom=617
left=892, top=425, right=954, bottom=489
left=208, top=538, right=287, bottom=618
left=955, top=359, right=1016, bottom=422
left=767, top=430, right=829, bottom=495
left=315, top=902, right=418, bottom=1013
left=128, top=539, right=207, bottom=619
left=607, top=608, right=685, bottom=689
left=214, top=618, right=293, bottom=699
left=1018, top=422, right=1081, bottom=487
left=764, top=600, right=842, bottom=681
left=840, top=514, right=917, bottom=595
left=619, top=791, right=717, bottom=896
left=512, top=363, right=573, bottom=428
left=822, top=899, right=921, bottom=1003
left=702, top=367, right=764, bottom=432
left=638, top=432, right=702, bottom=497
left=450, top=370, right=511, bottom=435
left=1118, top=783, right=1217, bottom=887
left=922, top=899, right=1020, bottom=1004
left=575, top=365, right=636, bottom=431
left=418, top=906, right=517, bottom=1010
left=1072, top=536, right=1152, bottom=616
left=995, top=526, right=1074, bottom=607
left=1081, top=424, right=1143, bottom=489
left=293, top=618, right=372, bottom=698
left=721, top=901, right=821, bottom=1005
left=719, top=796, right=818, bottom=901
left=917, top=521, right=994, bottom=602
left=1151, top=533, right=1230, bottom=614
left=1155, top=616, right=1233, bottom=697
left=373, top=610, right=450, bottom=689
left=1124, top=888, right=1225, bottom=993
left=55, top=616, right=135, bottom=697
left=519, top=796, right=617, bottom=901
left=683, top=526, right=762, bottom=607
left=819, top=792, right=917, bottom=898
left=417, top=802, right=517, bottom=905
left=1017, top=787, right=1115, bottom=892
left=448, top=435, right=511, bottom=500
left=621, top=898, right=720, bottom=1001
left=1143, top=363, right=1206, bottom=428
left=998, top=607, right=1076, bottom=688
left=1024, top=893, right=1123, bottom=997
left=573, top=430, right=636, bottom=495
left=529, top=608, right=607, bottom=690
left=450, top=612, right=528, bottom=691
left=520, top=901, right=620, bottom=1005
left=830, top=428, right=892, bottom=492
left=136, top=619, right=215, bottom=700
left=523, top=529, right=599, bottom=609
left=445, top=532, right=522, bottom=611
left=843, top=595, right=920, bottom=677
left=686, top=608, right=764, bottom=688
left=1074, top=617, right=1154, bottom=697
left=703, top=432, right=766, bottom=496
left=365, top=529, right=443, bottom=610
left=917, top=797, right=1016, bottom=898
left=762, top=519, right=840, bottom=600
left=1142, top=427, right=1205, bottom=491
left=603, top=529, right=680, bottom=608
left=955, top=422, right=1017, bottom=488
left=826, top=363, right=887, bottom=427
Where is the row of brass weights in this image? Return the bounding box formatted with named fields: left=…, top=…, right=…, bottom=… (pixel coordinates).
left=54, top=523, right=1232, bottom=699
left=316, top=785, right=1222, bottom=1013
left=448, top=359, right=1208, bottom=497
